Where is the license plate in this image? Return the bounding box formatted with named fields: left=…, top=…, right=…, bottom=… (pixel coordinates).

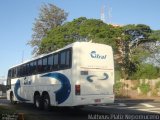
left=94, top=99, right=101, bottom=103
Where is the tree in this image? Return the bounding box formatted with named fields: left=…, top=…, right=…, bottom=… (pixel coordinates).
left=122, top=25, right=160, bottom=79
left=144, top=30, right=160, bottom=65
left=38, top=17, right=122, bottom=54
left=28, top=3, right=68, bottom=55
left=118, top=24, right=153, bottom=79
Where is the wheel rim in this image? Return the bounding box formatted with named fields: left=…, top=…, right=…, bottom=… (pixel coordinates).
left=44, top=98, right=49, bottom=109
left=36, top=99, right=40, bottom=108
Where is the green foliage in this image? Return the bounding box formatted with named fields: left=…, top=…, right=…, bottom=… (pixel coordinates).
left=139, top=82, right=150, bottom=95
left=130, top=47, right=150, bottom=63
left=124, top=24, right=152, bottom=42
left=149, top=30, right=160, bottom=41
left=115, top=70, right=121, bottom=81
left=39, top=17, right=122, bottom=54
left=114, top=82, right=123, bottom=96
left=0, top=106, right=16, bottom=114
left=130, top=63, right=160, bottom=80
left=155, top=81, right=160, bottom=89
left=151, top=89, right=158, bottom=96
left=152, top=81, right=160, bottom=96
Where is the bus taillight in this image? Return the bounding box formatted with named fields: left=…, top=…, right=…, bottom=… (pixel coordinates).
left=75, top=85, right=81, bottom=95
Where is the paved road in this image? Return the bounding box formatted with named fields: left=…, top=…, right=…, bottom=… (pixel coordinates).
left=0, top=98, right=160, bottom=120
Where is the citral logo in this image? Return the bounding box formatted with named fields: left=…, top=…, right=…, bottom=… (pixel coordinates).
left=90, top=51, right=107, bottom=59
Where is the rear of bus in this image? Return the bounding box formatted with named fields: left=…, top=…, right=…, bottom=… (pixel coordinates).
left=73, top=42, right=114, bottom=106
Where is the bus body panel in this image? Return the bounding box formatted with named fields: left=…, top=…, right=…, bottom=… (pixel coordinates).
left=72, top=42, right=114, bottom=106
left=7, top=42, right=114, bottom=107
left=8, top=69, right=73, bottom=106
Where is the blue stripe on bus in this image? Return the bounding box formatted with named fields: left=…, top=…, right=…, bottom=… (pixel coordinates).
left=14, top=80, right=29, bottom=101
left=87, top=73, right=109, bottom=82
left=42, top=73, right=71, bottom=104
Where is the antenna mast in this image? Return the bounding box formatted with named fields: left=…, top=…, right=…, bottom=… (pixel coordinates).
left=107, top=2, right=112, bottom=24
left=108, top=5, right=112, bottom=24
left=100, top=5, right=106, bottom=23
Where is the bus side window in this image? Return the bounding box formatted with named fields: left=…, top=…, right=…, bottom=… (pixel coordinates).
left=48, top=55, right=53, bottom=71
left=66, top=50, right=71, bottom=68
left=10, top=69, right=13, bottom=78
left=7, top=70, right=11, bottom=80
left=53, top=53, right=59, bottom=70
left=17, top=67, right=20, bottom=77
left=59, top=49, right=71, bottom=69
left=14, top=67, right=17, bottom=78
left=30, top=62, right=33, bottom=75
left=23, top=64, right=27, bottom=77
left=11, top=68, right=15, bottom=78
left=26, top=63, right=30, bottom=76
left=38, top=59, right=43, bottom=73
left=42, top=57, right=48, bottom=72
left=60, top=51, right=66, bottom=69
left=33, top=61, right=37, bottom=74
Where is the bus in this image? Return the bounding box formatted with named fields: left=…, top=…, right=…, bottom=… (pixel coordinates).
left=6, top=42, right=114, bottom=110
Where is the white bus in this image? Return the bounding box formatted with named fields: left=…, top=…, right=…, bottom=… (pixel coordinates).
left=6, top=42, right=114, bottom=110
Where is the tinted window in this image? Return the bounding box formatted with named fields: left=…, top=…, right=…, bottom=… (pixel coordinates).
left=23, top=64, right=27, bottom=76
left=8, top=70, right=11, bottom=78
left=26, top=63, right=30, bottom=76
left=59, top=49, right=72, bottom=69
left=48, top=55, right=53, bottom=71
left=60, top=52, right=66, bottom=65
left=12, top=68, right=16, bottom=78
left=9, top=48, right=72, bottom=77
left=54, top=54, right=58, bottom=65
left=38, top=59, right=42, bottom=73
left=53, top=54, right=59, bottom=70
left=33, top=61, right=37, bottom=74
left=43, top=57, right=48, bottom=72
left=66, top=50, right=70, bottom=66
left=17, top=67, right=20, bottom=77
left=30, top=62, right=34, bottom=74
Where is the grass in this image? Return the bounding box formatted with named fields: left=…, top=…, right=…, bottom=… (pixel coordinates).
left=0, top=106, right=18, bottom=120
left=0, top=106, right=16, bottom=113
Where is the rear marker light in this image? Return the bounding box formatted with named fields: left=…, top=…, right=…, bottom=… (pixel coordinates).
left=75, top=85, right=81, bottom=95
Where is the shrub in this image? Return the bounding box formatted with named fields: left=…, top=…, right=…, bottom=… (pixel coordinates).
left=130, top=63, right=159, bottom=80
left=115, top=70, right=121, bottom=81
left=114, top=82, right=123, bottom=96
left=139, top=82, right=150, bottom=95
left=155, top=81, right=160, bottom=89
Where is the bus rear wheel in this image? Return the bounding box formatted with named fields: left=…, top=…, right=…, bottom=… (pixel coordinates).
left=34, top=95, right=43, bottom=109
left=42, top=94, right=51, bottom=111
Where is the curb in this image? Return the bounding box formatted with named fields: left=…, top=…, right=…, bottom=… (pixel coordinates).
left=115, top=98, right=160, bottom=103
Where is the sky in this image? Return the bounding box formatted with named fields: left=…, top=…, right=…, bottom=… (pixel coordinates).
left=0, top=0, right=160, bottom=80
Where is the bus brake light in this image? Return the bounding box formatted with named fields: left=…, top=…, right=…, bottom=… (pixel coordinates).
left=75, top=85, right=81, bottom=95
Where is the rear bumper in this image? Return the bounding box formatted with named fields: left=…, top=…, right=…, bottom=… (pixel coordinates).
left=74, top=94, right=114, bottom=106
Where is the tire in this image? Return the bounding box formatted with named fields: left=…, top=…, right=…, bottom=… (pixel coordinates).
left=42, top=94, right=51, bottom=111
left=10, top=92, right=17, bottom=104
left=34, top=95, right=43, bottom=110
